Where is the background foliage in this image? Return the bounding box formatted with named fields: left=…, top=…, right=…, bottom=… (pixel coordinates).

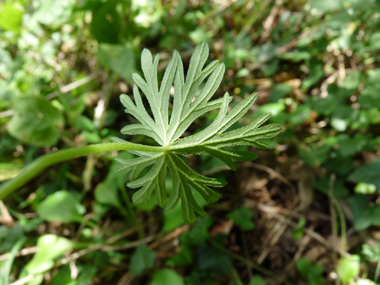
left=0, top=0, right=380, bottom=284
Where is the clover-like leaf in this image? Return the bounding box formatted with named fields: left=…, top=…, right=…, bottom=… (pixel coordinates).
left=115, top=42, right=282, bottom=223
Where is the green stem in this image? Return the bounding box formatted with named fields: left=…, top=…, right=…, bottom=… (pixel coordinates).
left=119, top=184, right=144, bottom=239
left=332, top=198, right=346, bottom=254
left=230, top=266, right=243, bottom=285
left=375, top=260, right=380, bottom=283
left=0, top=142, right=165, bottom=200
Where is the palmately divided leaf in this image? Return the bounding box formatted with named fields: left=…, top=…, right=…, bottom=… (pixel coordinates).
left=128, top=154, right=167, bottom=207
left=114, top=154, right=161, bottom=181
left=117, top=42, right=282, bottom=223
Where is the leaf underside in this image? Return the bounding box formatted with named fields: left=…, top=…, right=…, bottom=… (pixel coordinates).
left=115, top=42, right=282, bottom=223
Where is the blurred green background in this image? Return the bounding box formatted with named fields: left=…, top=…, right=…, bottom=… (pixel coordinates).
left=1, top=0, right=380, bottom=284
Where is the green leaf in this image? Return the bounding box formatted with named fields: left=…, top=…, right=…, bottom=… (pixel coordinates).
left=292, top=218, right=306, bottom=240
left=331, top=105, right=356, bottom=132
left=162, top=202, right=185, bottom=232
left=166, top=244, right=193, bottom=266
left=116, top=42, right=282, bottom=223
left=359, top=85, right=380, bottom=109
left=94, top=178, right=122, bottom=208
left=0, top=163, right=22, bottom=181
left=341, top=71, right=361, bottom=90
left=249, top=276, right=266, bottom=285
left=0, top=2, right=23, bottom=34
left=362, top=243, right=380, bottom=282
left=51, top=266, right=76, bottom=285
left=347, top=195, right=380, bottom=231
left=310, top=0, right=344, bottom=12
left=337, top=134, right=369, bottom=157
left=269, top=83, right=292, bottom=102
left=74, top=115, right=96, bottom=132
left=349, top=159, right=380, bottom=189
left=0, top=237, right=26, bottom=285
left=253, top=102, right=286, bottom=124
left=280, top=51, right=311, bottom=62
left=314, top=176, right=349, bottom=198
left=296, top=258, right=325, bottom=285
left=30, top=0, right=73, bottom=27
left=0, top=224, right=25, bottom=252
left=95, top=160, right=125, bottom=209
left=98, top=44, right=135, bottom=83
left=355, top=183, right=377, bottom=195
left=185, top=270, right=214, bottom=285
left=18, top=218, right=43, bottom=233
left=356, top=280, right=377, bottom=285
left=301, top=63, right=324, bottom=90
left=90, top=1, right=120, bottom=43
left=337, top=255, right=361, bottom=285
left=130, top=244, right=156, bottom=276
left=289, top=105, right=311, bottom=125
left=309, top=95, right=338, bottom=116
left=362, top=243, right=380, bottom=262
left=180, top=216, right=213, bottom=245
left=77, top=265, right=97, bottom=285
left=8, top=98, right=64, bottom=147
left=196, top=242, right=232, bottom=275
left=36, top=190, right=83, bottom=223
left=227, top=207, right=255, bottom=231
left=22, top=235, right=73, bottom=277
left=151, top=269, right=185, bottom=285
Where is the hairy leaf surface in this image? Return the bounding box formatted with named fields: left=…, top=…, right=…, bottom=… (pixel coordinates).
left=115, top=42, right=282, bottom=223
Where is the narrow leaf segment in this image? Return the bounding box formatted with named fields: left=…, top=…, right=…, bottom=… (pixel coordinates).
left=117, top=42, right=282, bottom=223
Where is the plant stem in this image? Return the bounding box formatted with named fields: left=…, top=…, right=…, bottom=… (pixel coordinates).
left=0, top=142, right=165, bottom=200
left=329, top=173, right=338, bottom=281
left=119, top=184, right=145, bottom=239
left=333, top=198, right=346, bottom=255
left=230, top=266, right=243, bottom=285
left=375, top=260, right=380, bottom=283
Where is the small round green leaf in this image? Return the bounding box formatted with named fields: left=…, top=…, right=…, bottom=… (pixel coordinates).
left=130, top=244, right=156, bottom=276
left=8, top=98, right=63, bottom=147
left=36, top=191, right=83, bottom=223
left=151, top=269, right=184, bottom=285
left=227, top=207, right=255, bottom=231
left=337, top=255, right=361, bottom=285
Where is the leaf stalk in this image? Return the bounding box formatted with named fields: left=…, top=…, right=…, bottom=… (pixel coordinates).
left=0, top=143, right=165, bottom=200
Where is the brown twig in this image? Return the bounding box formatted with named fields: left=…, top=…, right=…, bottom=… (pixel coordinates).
left=260, top=0, right=282, bottom=43
left=0, top=246, right=38, bottom=262
left=46, top=72, right=100, bottom=100
left=277, top=29, right=318, bottom=54
left=149, top=224, right=191, bottom=250
left=329, top=173, right=339, bottom=285
left=242, top=162, right=295, bottom=191
left=0, top=200, right=14, bottom=225
left=265, top=209, right=350, bottom=258
left=257, top=215, right=288, bottom=264
left=0, top=73, right=100, bottom=119
left=212, top=241, right=295, bottom=285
